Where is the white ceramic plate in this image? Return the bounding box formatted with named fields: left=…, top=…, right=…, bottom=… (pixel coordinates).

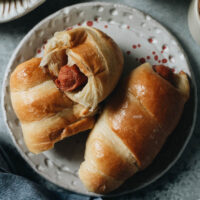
left=0, top=0, right=45, bottom=23
left=2, top=2, right=197, bottom=197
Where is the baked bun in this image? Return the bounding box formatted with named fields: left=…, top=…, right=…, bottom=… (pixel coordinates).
left=10, top=58, right=95, bottom=154
left=40, top=27, right=124, bottom=110
left=79, top=63, right=190, bottom=194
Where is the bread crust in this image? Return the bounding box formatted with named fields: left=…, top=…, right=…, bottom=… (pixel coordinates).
left=10, top=58, right=50, bottom=92
left=10, top=27, right=123, bottom=154
left=10, top=58, right=95, bottom=153
left=79, top=63, right=190, bottom=193
left=41, top=27, right=124, bottom=110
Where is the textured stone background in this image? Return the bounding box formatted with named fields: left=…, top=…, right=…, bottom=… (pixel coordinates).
left=0, top=0, right=200, bottom=199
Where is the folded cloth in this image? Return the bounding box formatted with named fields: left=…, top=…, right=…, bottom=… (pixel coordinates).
left=0, top=143, right=101, bottom=200
left=0, top=146, right=12, bottom=173
left=0, top=145, right=60, bottom=200
left=0, top=173, right=58, bottom=200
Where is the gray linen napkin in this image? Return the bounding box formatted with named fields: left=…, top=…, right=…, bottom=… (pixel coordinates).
left=0, top=143, right=102, bottom=200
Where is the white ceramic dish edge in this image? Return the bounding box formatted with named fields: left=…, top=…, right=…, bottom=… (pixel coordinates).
left=0, top=0, right=46, bottom=23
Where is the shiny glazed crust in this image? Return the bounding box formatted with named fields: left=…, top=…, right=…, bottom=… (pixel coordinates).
left=40, top=27, right=124, bottom=110
left=79, top=63, right=190, bottom=194
left=10, top=58, right=95, bottom=154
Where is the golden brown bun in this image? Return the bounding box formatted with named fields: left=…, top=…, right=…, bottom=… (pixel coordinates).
left=10, top=58, right=95, bottom=154
left=41, top=27, right=124, bottom=110
left=79, top=63, right=190, bottom=194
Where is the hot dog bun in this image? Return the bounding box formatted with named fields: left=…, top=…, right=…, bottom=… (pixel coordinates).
left=41, top=27, right=124, bottom=110
left=79, top=63, right=190, bottom=194
left=10, top=58, right=95, bottom=154
left=10, top=27, right=123, bottom=153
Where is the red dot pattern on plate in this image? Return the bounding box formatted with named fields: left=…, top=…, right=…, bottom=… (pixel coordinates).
left=161, top=51, right=164, bottom=54
left=152, top=51, right=156, bottom=55
left=148, top=38, right=153, bottom=43
left=104, top=25, right=108, bottom=28
left=158, top=60, right=161, bottom=63
left=127, top=25, right=130, bottom=29
left=94, top=17, right=98, bottom=22
left=37, top=49, right=41, bottom=54
left=126, top=51, right=131, bottom=55
left=162, top=45, right=167, bottom=50
left=86, top=21, right=93, bottom=26
left=132, top=45, right=137, bottom=49
left=138, top=44, right=141, bottom=48
left=154, top=55, right=158, bottom=61
left=147, top=56, right=151, bottom=60
left=162, top=58, right=168, bottom=63
left=139, top=58, right=146, bottom=64
left=78, top=23, right=81, bottom=26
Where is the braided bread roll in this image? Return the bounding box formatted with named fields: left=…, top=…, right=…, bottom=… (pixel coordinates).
left=79, top=63, right=190, bottom=194
left=10, top=58, right=95, bottom=154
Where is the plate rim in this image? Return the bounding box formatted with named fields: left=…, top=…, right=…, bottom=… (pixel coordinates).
left=0, top=0, right=46, bottom=23
left=1, top=1, right=198, bottom=197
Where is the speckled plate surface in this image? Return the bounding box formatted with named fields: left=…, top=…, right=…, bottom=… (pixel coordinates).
left=0, top=0, right=45, bottom=23
left=2, top=2, right=197, bottom=197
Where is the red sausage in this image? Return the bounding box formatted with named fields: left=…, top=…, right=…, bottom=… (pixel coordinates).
left=153, top=65, right=174, bottom=84
left=55, top=64, right=88, bottom=92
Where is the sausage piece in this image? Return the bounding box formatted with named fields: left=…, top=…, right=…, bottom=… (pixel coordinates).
left=55, top=64, right=88, bottom=92
left=153, top=65, right=174, bottom=85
